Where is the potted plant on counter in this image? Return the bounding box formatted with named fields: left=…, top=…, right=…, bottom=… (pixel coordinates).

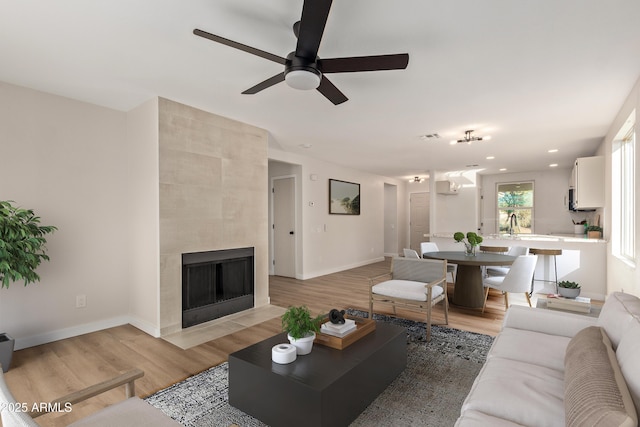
left=281, top=305, right=323, bottom=355
left=454, top=232, right=483, bottom=256
left=558, top=281, right=581, bottom=298
left=586, top=225, right=602, bottom=239
left=0, top=200, right=57, bottom=372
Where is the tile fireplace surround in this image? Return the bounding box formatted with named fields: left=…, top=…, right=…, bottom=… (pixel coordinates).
left=157, top=98, right=269, bottom=336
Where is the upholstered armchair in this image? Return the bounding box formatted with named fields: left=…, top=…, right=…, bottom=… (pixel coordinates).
left=369, top=257, right=448, bottom=341
left=0, top=365, right=181, bottom=427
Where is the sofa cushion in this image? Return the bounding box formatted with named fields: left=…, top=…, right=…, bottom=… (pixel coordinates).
left=597, top=292, right=640, bottom=349
left=488, top=327, right=571, bottom=372
left=461, top=357, right=565, bottom=426
left=371, top=279, right=443, bottom=301
left=616, top=317, right=640, bottom=416
left=564, top=326, right=637, bottom=427
left=455, top=409, right=526, bottom=426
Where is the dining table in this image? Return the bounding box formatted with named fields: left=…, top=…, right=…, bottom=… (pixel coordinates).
left=422, top=251, right=517, bottom=308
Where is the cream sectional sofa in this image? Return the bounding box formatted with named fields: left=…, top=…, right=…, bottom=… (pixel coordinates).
left=456, top=292, right=640, bottom=426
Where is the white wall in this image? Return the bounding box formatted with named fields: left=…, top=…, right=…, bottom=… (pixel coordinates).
left=126, top=98, right=160, bottom=336
left=603, top=75, right=640, bottom=297
left=0, top=82, right=131, bottom=349
left=384, top=184, right=398, bottom=256
left=268, top=148, right=407, bottom=279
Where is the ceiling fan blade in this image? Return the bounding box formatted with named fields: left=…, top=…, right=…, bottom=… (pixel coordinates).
left=241, top=73, right=285, bottom=94
left=295, top=0, right=333, bottom=59
left=317, top=76, right=348, bottom=105
left=319, top=54, right=409, bottom=73
left=193, top=29, right=286, bottom=65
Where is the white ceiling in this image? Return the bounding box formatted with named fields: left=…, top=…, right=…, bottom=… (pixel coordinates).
left=2, top=0, right=640, bottom=180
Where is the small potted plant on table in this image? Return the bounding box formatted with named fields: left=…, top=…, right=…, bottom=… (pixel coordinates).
left=558, top=281, right=581, bottom=298
left=454, top=232, right=483, bottom=256
left=586, top=225, right=602, bottom=239
left=281, top=305, right=323, bottom=355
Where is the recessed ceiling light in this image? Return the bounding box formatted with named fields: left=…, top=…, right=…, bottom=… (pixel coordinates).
left=299, top=143, right=312, bottom=149
left=420, top=133, right=440, bottom=140
left=548, top=149, right=558, bottom=153
left=486, top=156, right=495, bottom=160
left=499, top=168, right=507, bottom=171
left=549, top=163, right=558, bottom=167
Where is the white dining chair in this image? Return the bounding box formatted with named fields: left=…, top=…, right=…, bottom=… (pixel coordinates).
left=485, top=246, right=529, bottom=277
left=403, top=248, right=421, bottom=258
left=420, top=242, right=456, bottom=284
left=482, top=255, right=538, bottom=313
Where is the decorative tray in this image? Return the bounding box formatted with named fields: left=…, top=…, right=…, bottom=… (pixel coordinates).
left=314, top=316, right=376, bottom=350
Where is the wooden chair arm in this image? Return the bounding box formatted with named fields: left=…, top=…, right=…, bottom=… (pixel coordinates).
left=368, top=272, right=392, bottom=286
left=30, top=369, right=144, bottom=418
left=424, top=276, right=447, bottom=289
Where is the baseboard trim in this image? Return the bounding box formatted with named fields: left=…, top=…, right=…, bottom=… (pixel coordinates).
left=15, top=316, right=131, bottom=350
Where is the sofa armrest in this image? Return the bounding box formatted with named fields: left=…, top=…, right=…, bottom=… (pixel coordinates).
left=503, top=306, right=597, bottom=338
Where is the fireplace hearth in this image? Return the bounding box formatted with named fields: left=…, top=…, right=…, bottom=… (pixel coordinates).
left=182, top=247, right=254, bottom=328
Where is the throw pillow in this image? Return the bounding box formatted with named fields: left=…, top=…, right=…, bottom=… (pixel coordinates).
left=564, top=326, right=637, bottom=427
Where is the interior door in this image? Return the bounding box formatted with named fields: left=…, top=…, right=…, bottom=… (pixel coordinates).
left=410, top=192, right=429, bottom=253
left=273, top=177, right=296, bottom=277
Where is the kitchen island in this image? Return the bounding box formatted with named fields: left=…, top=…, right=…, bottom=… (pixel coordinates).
left=430, top=233, right=606, bottom=300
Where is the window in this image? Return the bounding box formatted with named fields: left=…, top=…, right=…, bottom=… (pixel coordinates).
left=497, top=182, right=534, bottom=234
left=612, top=110, right=635, bottom=264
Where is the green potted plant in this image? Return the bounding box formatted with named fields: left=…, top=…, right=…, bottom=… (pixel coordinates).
left=0, top=200, right=57, bottom=372
left=558, top=280, right=581, bottom=298
left=454, top=231, right=483, bottom=256
left=281, top=305, right=323, bottom=355
left=586, top=225, right=602, bottom=239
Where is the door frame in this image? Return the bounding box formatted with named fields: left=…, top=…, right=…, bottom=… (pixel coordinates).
left=270, top=174, right=298, bottom=277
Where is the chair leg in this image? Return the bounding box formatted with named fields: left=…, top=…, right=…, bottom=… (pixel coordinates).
left=482, top=286, right=490, bottom=313
left=443, top=296, right=449, bottom=326
left=525, top=292, right=532, bottom=307
left=503, top=292, right=509, bottom=310
left=369, top=294, right=374, bottom=319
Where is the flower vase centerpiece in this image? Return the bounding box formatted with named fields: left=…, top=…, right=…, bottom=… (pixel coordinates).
left=454, top=232, right=483, bottom=256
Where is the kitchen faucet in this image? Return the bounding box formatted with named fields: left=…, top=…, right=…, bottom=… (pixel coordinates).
left=509, top=213, right=518, bottom=235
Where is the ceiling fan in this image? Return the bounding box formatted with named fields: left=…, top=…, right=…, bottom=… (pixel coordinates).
left=193, top=0, right=409, bottom=105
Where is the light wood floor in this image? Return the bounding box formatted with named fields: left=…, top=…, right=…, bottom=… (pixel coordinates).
left=4, top=258, right=512, bottom=426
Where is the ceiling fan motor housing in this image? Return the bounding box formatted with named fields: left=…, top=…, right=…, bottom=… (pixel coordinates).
left=284, top=52, right=322, bottom=90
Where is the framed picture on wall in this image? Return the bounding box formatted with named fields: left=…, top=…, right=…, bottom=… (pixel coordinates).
left=329, top=179, right=360, bottom=215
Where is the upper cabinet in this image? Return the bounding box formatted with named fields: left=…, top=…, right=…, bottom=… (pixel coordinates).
left=436, top=180, right=459, bottom=195
left=571, top=156, right=604, bottom=210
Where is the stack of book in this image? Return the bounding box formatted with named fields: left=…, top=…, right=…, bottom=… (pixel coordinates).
left=546, top=295, right=591, bottom=313
left=320, top=318, right=357, bottom=338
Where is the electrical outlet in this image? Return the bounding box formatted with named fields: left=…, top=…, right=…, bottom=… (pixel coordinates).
left=76, top=294, right=86, bottom=308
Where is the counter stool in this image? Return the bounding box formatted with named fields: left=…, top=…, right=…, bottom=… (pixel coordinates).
left=528, top=248, right=562, bottom=293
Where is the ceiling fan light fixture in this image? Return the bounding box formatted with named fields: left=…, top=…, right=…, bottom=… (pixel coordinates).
left=285, top=69, right=322, bottom=90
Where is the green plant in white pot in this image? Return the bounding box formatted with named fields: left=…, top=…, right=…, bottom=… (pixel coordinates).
left=558, top=281, right=581, bottom=298
left=281, top=305, right=323, bottom=355
left=0, top=200, right=57, bottom=371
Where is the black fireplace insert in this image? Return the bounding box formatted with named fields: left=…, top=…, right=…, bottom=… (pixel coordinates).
left=182, top=247, right=254, bottom=328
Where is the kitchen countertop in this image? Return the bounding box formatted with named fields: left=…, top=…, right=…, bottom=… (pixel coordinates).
left=431, top=233, right=606, bottom=243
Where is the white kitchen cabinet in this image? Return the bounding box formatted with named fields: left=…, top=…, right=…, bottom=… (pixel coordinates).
left=571, top=156, right=604, bottom=209
left=436, top=180, right=459, bottom=195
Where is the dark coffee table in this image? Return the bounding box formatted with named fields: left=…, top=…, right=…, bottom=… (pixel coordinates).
left=228, top=322, right=406, bottom=427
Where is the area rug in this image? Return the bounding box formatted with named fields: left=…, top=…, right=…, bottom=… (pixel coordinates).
left=145, top=312, right=493, bottom=426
